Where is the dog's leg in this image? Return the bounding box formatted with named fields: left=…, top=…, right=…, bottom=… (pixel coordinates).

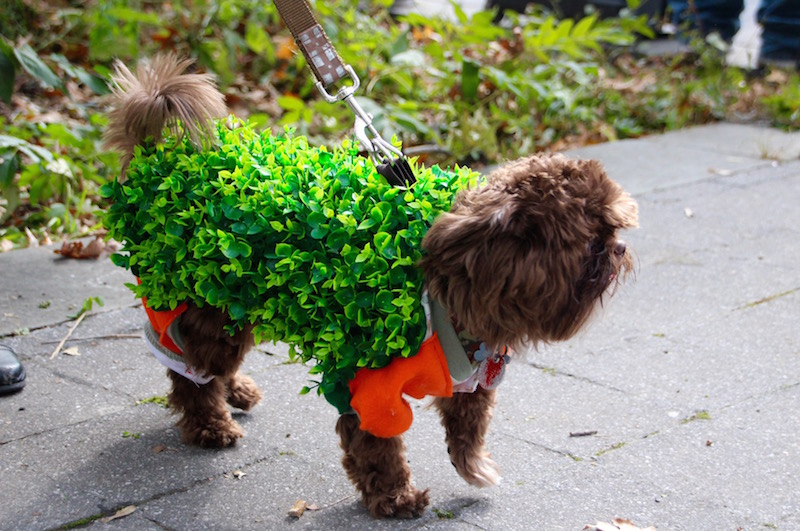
left=166, top=305, right=258, bottom=448
left=168, top=371, right=243, bottom=448
left=226, top=372, right=262, bottom=411
left=336, top=414, right=429, bottom=518
left=433, top=387, right=501, bottom=487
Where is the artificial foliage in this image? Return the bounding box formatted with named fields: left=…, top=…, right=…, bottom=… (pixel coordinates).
left=100, top=120, right=477, bottom=412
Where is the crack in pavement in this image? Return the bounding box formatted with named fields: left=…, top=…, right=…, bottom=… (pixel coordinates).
left=527, top=361, right=628, bottom=394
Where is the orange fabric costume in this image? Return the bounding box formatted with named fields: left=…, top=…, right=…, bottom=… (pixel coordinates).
left=348, top=332, right=453, bottom=438
left=141, top=299, right=188, bottom=354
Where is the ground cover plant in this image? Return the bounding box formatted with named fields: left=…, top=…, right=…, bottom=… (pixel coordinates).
left=0, top=0, right=797, bottom=249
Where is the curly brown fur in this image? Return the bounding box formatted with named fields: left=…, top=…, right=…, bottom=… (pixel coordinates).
left=433, top=387, right=499, bottom=487
left=104, top=54, right=226, bottom=179
left=419, top=154, right=637, bottom=351
left=336, top=414, right=430, bottom=518
left=166, top=303, right=260, bottom=448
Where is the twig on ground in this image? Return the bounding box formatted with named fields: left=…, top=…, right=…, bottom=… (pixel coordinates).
left=41, top=333, right=140, bottom=344
left=49, top=313, right=87, bottom=359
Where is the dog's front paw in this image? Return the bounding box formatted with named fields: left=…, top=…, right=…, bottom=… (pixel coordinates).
left=450, top=449, right=501, bottom=487
left=182, top=417, right=244, bottom=448
left=226, top=374, right=262, bottom=411
left=366, top=486, right=430, bottom=519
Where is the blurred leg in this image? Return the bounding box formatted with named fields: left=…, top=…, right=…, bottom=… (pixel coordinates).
left=757, top=0, right=800, bottom=62
left=669, top=0, right=745, bottom=42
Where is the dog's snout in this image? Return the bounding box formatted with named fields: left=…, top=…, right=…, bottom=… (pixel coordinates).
left=613, top=240, right=627, bottom=257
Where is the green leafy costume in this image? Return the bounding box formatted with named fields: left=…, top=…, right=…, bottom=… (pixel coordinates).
left=101, top=121, right=477, bottom=412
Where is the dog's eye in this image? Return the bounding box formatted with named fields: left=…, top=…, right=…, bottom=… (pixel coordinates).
left=586, top=240, right=605, bottom=256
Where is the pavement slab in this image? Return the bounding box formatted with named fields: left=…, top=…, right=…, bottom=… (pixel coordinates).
left=1, top=122, right=799, bottom=530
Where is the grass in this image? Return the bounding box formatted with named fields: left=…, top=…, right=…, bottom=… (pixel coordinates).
left=60, top=513, right=103, bottom=529
left=682, top=410, right=712, bottom=424
left=136, top=395, right=169, bottom=408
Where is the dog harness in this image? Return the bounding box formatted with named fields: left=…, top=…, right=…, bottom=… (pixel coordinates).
left=140, top=292, right=509, bottom=430
left=141, top=296, right=214, bottom=385
left=348, top=293, right=510, bottom=438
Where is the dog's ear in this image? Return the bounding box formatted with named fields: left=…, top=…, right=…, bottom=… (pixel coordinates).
left=577, top=160, right=638, bottom=230
left=605, top=190, right=638, bottom=229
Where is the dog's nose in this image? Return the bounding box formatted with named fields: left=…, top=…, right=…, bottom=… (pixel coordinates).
left=613, top=240, right=627, bottom=257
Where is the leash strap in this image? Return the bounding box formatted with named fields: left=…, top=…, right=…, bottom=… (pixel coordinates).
left=272, top=0, right=416, bottom=185
left=272, top=0, right=348, bottom=87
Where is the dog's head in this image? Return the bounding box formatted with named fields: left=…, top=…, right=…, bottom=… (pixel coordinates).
left=419, top=154, right=637, bottom=350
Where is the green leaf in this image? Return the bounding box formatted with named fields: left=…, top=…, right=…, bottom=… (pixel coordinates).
left=14, top=44, right=63, bottom=90
left=461, top=58, right=480, bottom=102
left=109, top=253, right=129, bottom=268
left=0, top=50, right=15, bottom=104
left=357, top=217, right=377, bottom=230
left=572, top=15, right=597, bottom=38
left=229, top=302, right=246, bottom=321
left=385, top=314, right=403, bottom=332
left=276, top=243, right=292, bottom=257
left=107, top=6, right=162, bottom=24
left=356, top=291, right=373, bottom=308
left=0, top=153, right=19, bottom=188
left=278, top=95, right=304, bottom=112
left=68, top=296, right=104, bottom=320
left=245, top=21, right=275, bottom=59
left=0, top=135, right=54, bottom=163
left=50, top=54, right=109, bottom=94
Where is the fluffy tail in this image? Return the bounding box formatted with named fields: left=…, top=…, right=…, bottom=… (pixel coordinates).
left=104, top=54, right=227, bottom=177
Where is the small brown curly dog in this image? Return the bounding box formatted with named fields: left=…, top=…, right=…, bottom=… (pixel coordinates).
left=105, top=56, right=637, bottom=518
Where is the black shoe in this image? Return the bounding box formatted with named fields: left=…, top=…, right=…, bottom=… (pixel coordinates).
left=0, top=345, right=26, bottom=395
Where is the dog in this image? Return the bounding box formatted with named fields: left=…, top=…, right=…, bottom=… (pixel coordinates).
left=103, top=55, right=637, bottom=518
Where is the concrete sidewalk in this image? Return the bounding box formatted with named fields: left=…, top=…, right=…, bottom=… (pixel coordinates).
left=1, top=123, right=799, bottom=530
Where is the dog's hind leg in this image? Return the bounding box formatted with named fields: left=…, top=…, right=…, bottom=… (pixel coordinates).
left=433, top=387, right=501, bottom=487
left=226, top=372, right=262, bottom=411
left=167, top=304, right=259, bottom=448
left=336, top=414, right=429, bottom=518
left=168, top=371, right=244, bottom=448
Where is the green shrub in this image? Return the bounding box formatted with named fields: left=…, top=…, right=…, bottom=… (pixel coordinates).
left=101, top=120, right=477, bottom=411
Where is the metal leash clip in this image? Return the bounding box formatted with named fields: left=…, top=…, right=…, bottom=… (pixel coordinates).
left=271, top=0, right=415, bottom=186
left=316, top=66, right=415, bottom=186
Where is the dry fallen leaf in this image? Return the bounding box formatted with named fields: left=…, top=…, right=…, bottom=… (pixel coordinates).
left=765, top=69, right=789, bottom=84
left=25, top=228, right=39, bottom=247
left=152, top=444, right=179, bottom=453
left=288, top=499, right=307, bottom=518
left=275, top=36, right=297, bottom=61
left=62, top=346, right=81, bottom=357
left=100, top=505, right=137, bottom=523
left=54, top=236, right=120, bottom=259
left=584, top=518, right=657, bottom=531
left=708, top=167, right=733, bottom=176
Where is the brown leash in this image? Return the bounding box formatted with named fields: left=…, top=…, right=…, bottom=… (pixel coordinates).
left=273, top=0, right=415, bottom=185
